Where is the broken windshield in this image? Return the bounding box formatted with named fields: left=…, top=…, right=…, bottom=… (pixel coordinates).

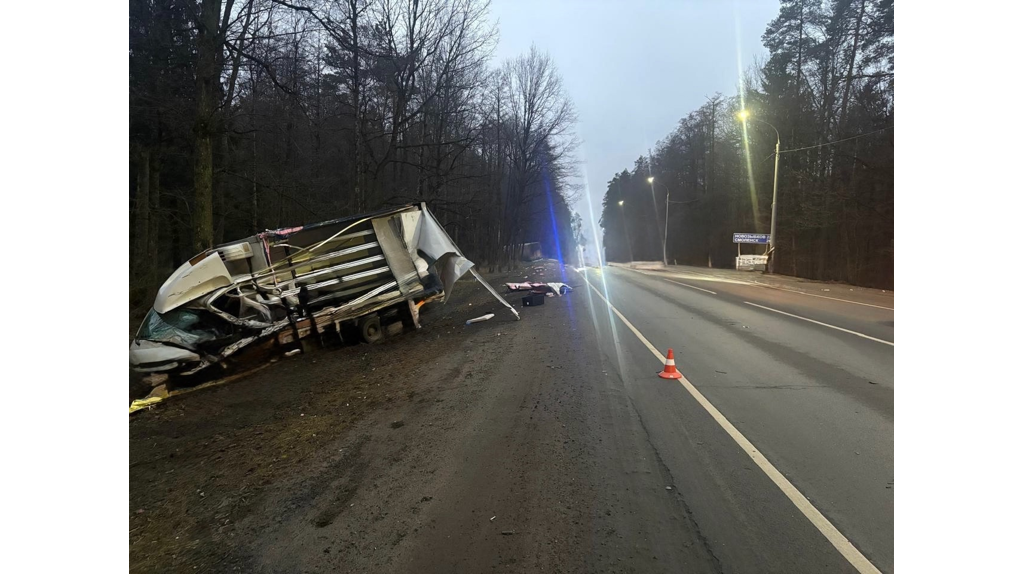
left=136, top=308, right=229, bottom=350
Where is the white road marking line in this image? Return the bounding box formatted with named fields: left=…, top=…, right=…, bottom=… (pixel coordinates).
left=582, top=276, right=882, bottom=574
left=662, top=278, right=717, bottom=295
left=630, top=265, right=894, bottom=310
left=744, top=302, right=894, bottom=347
left=751, top=283, right=894, bottom=310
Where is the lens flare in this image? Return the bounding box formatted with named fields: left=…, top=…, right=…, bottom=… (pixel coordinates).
left=541, top=160, right=576, bottom=325
left=579, top=152, right=604, bottom=339
left=735, top=8, right=762, bottom=230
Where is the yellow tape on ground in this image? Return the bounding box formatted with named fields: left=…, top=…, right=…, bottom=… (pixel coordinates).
left=129, top=396, right=165, bottom=414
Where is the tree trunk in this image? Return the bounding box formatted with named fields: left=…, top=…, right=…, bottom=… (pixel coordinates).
left=148, top=150, right=162, bottom=280
left=349, top=0, right=364, bottom=211
left=192, top=0, right=223, bottom=253
left=134, top=149, right=151, bottom=277
left=251, top=129, right=259, bottom=233
left=215, top=130, right=228, bottom=244
left=795, top=1, right=805, bottom=102
left=837, top=0, right=867, bottom=137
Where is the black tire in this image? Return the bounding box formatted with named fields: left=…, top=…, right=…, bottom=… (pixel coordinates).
left=360, top=315, right=383, bottom=344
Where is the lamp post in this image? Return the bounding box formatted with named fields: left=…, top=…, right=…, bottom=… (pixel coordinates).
left=617, top=199, right=634, bottom=263
left=648, top=176, right=670, bottom=267
left=738, top=109, right=781, bottom=274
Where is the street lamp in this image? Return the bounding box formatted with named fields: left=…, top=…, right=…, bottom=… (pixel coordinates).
left=648, top=176, right=670, bottom=267
left=617, top=199, right=634, bottom=262
left=738, top=109, right=781, bottom=273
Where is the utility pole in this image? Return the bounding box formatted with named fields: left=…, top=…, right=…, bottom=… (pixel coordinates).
left=738, top=110, right=781, bottom=274
left=706, top=95, right=721, bottom=268
left=617, top=199, right=633, bottom=263
left=648, top=175, right=673, bottom=267
left=769, top=135, right=780, bottom=273
left=647, top=149, right=667, bottom=266
left=664, top=190, right=670, bottom=266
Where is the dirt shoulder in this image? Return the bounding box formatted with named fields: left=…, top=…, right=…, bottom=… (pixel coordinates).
left=129, top=261, right=571, bottom=571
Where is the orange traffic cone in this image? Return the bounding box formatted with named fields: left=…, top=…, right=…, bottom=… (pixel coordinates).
left=658, top=349, right=683, bottom=379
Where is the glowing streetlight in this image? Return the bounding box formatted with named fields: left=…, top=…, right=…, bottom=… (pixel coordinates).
left=646, top=175, right=670, bottom=267
left=737, top=109, right=781, bottom=274
left=616, top=198, right=633, bottom=261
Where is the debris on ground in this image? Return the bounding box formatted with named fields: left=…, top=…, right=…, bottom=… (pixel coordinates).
left=129, top=396, right=165, bottom=414
left=522, top=294, right=545, bottom=307
left=465, top=313, right=495, bottom=325
left=505, top=282, right=574, bottom=296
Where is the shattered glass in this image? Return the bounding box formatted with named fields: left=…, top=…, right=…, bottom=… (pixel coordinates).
left=137, top=308, right=229, bottom=350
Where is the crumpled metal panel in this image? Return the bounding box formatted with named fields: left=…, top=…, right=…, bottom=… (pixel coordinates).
left=372, top=214, right=421, bottom=297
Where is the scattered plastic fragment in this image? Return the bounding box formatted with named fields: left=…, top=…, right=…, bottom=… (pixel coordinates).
left=129, top=396, right=165, bottom=414
left=465, top=313, right=495, bottom=325
left=505, top=282, right=573, bottom=296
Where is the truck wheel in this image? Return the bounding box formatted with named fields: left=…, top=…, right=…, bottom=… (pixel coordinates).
left=360, top=315, right=382, bottom=344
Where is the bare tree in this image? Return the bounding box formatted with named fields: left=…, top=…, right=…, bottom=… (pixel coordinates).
left=493, top=45, right=578, bottom=264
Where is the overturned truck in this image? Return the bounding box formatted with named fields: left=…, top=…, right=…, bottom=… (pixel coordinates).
left=130, top=203, right=517, bottom=375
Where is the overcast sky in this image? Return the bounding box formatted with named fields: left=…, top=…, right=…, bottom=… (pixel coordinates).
left=488, top=0, right=781, bottom=261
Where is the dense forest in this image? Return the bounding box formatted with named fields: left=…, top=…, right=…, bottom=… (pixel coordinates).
left=129, top=0, right=581, bottom=307
left=600, top=0, right=893, bottom=288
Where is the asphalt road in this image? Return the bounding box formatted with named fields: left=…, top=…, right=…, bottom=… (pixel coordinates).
left=577, top=265, right=893, bottom=573
left=130, top=262, right=893, bottom=573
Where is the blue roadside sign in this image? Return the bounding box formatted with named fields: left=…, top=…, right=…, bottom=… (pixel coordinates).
left=733, top=233, right=770, bottom=244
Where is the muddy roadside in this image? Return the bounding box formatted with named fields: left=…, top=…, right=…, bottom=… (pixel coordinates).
left=128, top=261, right=578, bottom=571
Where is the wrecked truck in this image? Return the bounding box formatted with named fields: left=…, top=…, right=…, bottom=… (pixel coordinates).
left=130, top=203, right=517, bottom=375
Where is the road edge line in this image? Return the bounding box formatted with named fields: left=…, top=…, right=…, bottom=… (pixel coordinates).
left=745, top=302, right=894, bottom=346
left=626, top=265, right=894, bottom=310
left=750, top=282, right=895, bottom=310
left=662, top=278, right=718, bottom=295
left=582, top=275, right=883, bottom=574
